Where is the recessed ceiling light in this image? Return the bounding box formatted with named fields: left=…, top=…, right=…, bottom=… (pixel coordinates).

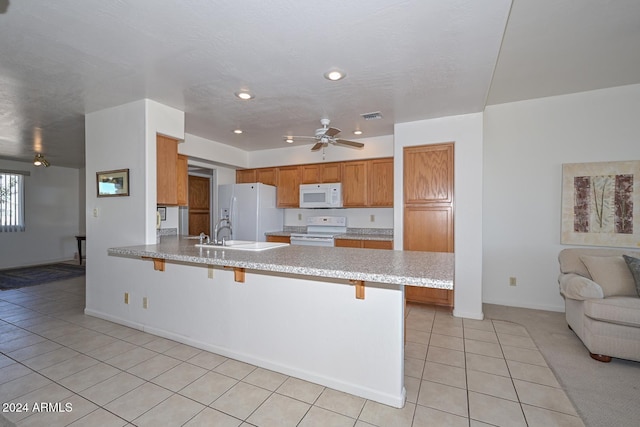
left=353, top=130, right=363, bottom=135
left=323, top=69, right=346, bottom=81
left=285, top=137, right=294, bottom=144
left=234, top=91, right=254, bottom=100
left=233, top=129, right=243, bottom=134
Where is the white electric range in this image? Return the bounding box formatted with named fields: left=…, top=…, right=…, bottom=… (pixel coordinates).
left=289, top=216, right=347, bottom=247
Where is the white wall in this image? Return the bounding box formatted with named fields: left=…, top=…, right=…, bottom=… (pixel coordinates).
left=181, top=133, right=248, bottom=168
left=247, top=135, right=394, bottom=168
left=0, top=159, right=80, bottom=268
left=483, top=84, right=640, bottom=311
left=78, top=167, right=86, bottom=235
left=395, top=113, right=484, bottom=320
left=85, top=99, right=184, bottom=317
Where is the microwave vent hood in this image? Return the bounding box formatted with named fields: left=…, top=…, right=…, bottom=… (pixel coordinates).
left=299, top=183, right=342, bottom=208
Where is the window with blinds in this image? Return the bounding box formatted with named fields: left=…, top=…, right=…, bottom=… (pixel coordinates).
left=0, top=170, right=26, bottom=232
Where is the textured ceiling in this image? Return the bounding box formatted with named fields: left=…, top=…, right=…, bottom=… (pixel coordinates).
left=0, top=0, right=639, bottom=169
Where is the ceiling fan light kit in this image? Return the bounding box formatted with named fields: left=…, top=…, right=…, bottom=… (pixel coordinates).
left=33, top=153, right=50, bottom=167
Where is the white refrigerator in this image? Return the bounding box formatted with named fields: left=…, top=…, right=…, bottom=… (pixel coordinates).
left=217, top=183, right=283, bottom=242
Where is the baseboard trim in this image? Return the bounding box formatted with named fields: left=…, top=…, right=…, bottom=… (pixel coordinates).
left=482, top=299, right=565, bottom=313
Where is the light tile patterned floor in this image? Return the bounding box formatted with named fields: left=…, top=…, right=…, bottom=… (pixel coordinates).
left=0, top=277, right=584, bottom=426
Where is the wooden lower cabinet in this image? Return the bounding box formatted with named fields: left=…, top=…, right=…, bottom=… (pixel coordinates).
left=335, top=239, right=392, bottom=249
left=266, top=235, right=291, bottom=244
left=405, top=287, right=453, bottom=307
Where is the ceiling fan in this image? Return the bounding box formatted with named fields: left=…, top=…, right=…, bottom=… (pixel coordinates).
left=286, top=118, right=364, bottom=151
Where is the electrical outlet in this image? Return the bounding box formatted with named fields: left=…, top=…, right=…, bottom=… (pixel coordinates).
left=370, top=214, right=375, bottom=222
left=208, top=265, right=214, bottom=279
left=143, top=297, right=148, bottom=309
left=509, top=277, right=517, bottom=286
left=124, top=292, right=129, bottom=304
left=93, top=208, right=99, bottom=218
left=298, top=213, right=302, bottom=221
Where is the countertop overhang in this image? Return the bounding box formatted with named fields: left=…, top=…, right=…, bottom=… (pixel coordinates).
left=108, top=236, right=453, bottom=289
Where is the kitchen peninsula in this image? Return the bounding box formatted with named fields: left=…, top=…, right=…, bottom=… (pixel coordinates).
left=104, top=236, right=453, bottom=408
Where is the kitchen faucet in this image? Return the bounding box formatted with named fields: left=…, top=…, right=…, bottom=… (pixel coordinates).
left=198, top=232, right=210, bottom=245
left=214, top=218, right=233, bottom=245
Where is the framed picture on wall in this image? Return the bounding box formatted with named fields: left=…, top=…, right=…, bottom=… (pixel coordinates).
left=561, top=161, right=639, bottom=248
left=97, top=169, right=130, bottom=197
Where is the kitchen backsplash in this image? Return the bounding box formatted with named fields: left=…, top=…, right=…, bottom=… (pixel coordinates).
left=282, top=225, right=392, bottom=236
left=284, top=208, right=393, bottom=229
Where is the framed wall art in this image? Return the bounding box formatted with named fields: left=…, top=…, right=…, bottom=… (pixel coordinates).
left=97, top=169, right=130, bottom=197
left=561, top=161, right=640, bottom=248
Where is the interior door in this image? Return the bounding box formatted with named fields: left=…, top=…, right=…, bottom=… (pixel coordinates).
left=188, top=175, right=210, bottom=236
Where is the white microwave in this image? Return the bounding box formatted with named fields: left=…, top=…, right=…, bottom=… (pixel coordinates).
left=299, top=183, right=343, bottom=208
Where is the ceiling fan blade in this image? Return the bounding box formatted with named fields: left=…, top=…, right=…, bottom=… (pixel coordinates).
left=324, top=127, right=341, bottom=138
left=284, top=135, right=317, bottom=140
left=335, top=139, right=365, bottom=148
left=311, top=142, right=324, bottom=151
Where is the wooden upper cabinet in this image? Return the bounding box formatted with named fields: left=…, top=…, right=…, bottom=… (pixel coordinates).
left=301, top=165, right=320, bottom=184
left=236, top=169, right=256, bottom=184
left=342, top=158, right=393, bottom=207
left=276, top=166, right=301, bottom=207
left=256, top=168, right=276, bottom=186
left=236, top=168, right=276, bottom=185
left=320, top=162, right=341, bottom=183
left=342, top=161, right=368, bottom=207
left=368, top=158, right=394, bottom=207
left=301, top=162, right=342, bottom=184
left=176, top=154, right=188, bottom=206
left=404, top=143, right=453, bottom=205
left=157, top=134, right=179, bottom=206
left=236, top=157, right=392, bottom=208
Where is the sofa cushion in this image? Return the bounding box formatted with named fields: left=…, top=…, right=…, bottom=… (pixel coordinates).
left=623, top=255, right=640, bottom=296
left=579, top=255, right=638, bottom=297
left=584, top=297, right=640, bottom=327
left=559, top=274, right=604, bottom=300
left=558, top=248, right=640, bottom=277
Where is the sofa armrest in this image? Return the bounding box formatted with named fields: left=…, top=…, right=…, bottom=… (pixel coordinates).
left=559, top=273, right=604, bottom=300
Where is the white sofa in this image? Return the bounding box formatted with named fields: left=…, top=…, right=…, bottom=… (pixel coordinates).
left=558, top=248, right=640, bottom=362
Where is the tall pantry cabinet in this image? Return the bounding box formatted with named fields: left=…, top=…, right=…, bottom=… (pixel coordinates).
left=404, top=142, right=454, bottom=307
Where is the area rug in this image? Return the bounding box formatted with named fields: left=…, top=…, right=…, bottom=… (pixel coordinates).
left=0, top=263, right=85, bottom=290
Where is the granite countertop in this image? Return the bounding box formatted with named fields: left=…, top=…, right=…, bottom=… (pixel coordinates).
left=108, top=236, right=453, bottom=289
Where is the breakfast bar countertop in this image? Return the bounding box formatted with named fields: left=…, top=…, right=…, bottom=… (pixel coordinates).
left=108, top=236, right=453, bottom=289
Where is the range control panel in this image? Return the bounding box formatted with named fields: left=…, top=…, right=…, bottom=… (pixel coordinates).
left=306, top=216, right=347, bottom=227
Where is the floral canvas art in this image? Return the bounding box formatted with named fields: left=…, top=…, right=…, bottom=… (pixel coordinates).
left=562, top=161, right=640, bottom=248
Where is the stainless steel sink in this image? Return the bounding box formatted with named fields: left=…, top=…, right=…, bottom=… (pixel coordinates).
left=195, top=240, right=289, bottom=251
